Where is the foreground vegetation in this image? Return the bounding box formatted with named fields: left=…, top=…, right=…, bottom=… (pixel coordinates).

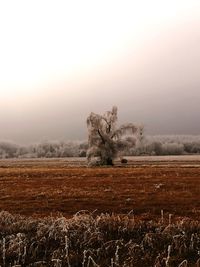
left=0, top=211, right=199, bottom=267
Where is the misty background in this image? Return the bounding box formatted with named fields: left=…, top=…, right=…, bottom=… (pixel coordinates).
left=0, top=0, right=200, bottom=144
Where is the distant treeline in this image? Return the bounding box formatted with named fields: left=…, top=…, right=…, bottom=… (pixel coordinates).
left=0, top=141, right=87, bottom=159
left=1, top=135, right=200, bottom=158
left=129, top=135, right=200, bottom=156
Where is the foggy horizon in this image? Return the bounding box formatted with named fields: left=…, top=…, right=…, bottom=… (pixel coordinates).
left=0, top=0, right=200, bottom=144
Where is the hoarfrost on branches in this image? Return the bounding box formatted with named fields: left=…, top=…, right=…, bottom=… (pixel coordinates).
left=86, top=106, right=143, bottom=166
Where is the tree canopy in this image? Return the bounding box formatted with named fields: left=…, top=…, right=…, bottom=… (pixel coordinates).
left=86, top=106, right=142, bottom=166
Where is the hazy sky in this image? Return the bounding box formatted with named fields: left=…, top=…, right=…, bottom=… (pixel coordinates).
left=0, top=0, right=200, bottom=144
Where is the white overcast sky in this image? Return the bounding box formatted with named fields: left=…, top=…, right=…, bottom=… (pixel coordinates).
left=0, top=0, right=200, bottom=143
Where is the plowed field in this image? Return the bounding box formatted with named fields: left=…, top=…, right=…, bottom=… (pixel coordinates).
left=0, top=156, right=200, bottom=220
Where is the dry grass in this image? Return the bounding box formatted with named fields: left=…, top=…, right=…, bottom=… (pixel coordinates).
left=0, top=211, right=200, bottom=266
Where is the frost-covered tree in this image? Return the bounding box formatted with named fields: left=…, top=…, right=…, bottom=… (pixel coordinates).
left=86, top=106, right=142, bottom=166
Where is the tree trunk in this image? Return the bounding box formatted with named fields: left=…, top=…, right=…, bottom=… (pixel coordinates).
left=105, top=158, right=113, bottom=166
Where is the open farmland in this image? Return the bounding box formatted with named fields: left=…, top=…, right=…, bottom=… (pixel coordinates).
left=0, top=155, right=200, bottom=219
left=0, top=156, right=200, bottom=266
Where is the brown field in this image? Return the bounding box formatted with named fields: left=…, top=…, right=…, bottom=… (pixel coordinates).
left=0, top=156, right=200, bottom=220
